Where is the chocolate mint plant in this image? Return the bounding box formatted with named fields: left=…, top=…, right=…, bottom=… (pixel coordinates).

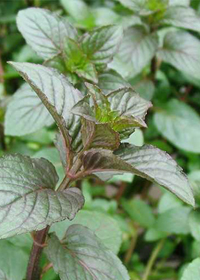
left=1, top=7, right=194, bottom=280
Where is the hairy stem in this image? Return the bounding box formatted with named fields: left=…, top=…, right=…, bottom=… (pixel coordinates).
left=142, top=239, right=165, bottom=280
left=27, top=226, right=50, bottom=280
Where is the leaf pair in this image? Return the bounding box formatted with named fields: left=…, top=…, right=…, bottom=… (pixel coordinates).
left=9, top=62, right=195, bottom=206
left=72, top=82, right=152, bottom=142
left=17, top=8, right=123, bottom=83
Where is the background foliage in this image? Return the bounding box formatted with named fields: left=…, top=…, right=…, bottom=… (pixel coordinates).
left=1, top=0, right=200, bottom=279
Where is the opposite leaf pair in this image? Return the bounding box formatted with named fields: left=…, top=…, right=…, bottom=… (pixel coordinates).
left=17, top=7, right=123, bottom=83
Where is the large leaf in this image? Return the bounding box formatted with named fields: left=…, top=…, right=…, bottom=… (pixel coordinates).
left=17, top=8, right=77, bottom=59
left=153, top=99, right=200, bottom=153
left=5, top=83, right=53, bottom=136
left=160, top=6, right=200, bottom=32
left=181, top=258, right=200, bottom=280
left=82, top=145, right=194, bottom=206
left=110, top=26, right=158, bottom=78
left=9, top=62, right=83, bottom=151
left=158, top=31, right=200, bottom=79
left=81, top=25, right=123, bottom=67
left=0, top=154, right=84, bottom=239
left=45, top=225, right=129, bottom=280
left=51, top=210, right=122, bottom=254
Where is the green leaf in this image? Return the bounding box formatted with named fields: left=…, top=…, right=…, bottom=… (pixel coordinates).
left=82, top=145, right=194, bottom=206
left=45, top=225, right=129, bottom=280
left=155, top=206, right=191, bottom=234
left=17, top=8, right=77, bottom=60
left=181, top=258, right=200, bottom=280
left=98, top=70, right=130, bottom=95
left=145, top=228, right=168, bottom=242
left=153, top=99, right=200, bottom=153
left=132, top=78, right=155, bottom=101
left=60, top=0, right=91, bottom=23
left=0, top=270, right=7, bottom=280
left=64, top=38, right=98, bottom=83
left=0, top=154, right=84, bottom=239
left=0, top=239, right=29, bottom=280
left=5, top=83, right=53, bottom=136
left=81, top=25, right=123, bottom=67
left=158, top=31, right=200, bottom=80
left=81, top=119, right=120, bottom=150
left=189, top=210, right=200, bottom=241
left=121, top=199, right=155, bottom=228
left=158, top=192, right=183, bottom=214
left=110, top=26, right=158, bottom=78
left=9, top=62, right=83, bottom=151
left=51, top=210, right=122, bottom=254
left=160, top=6, right=200, bottom=32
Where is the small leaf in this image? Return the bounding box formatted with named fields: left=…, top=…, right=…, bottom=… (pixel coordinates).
left=60, top=0, right=91, bottom=23
left=45, top=225, right=129, bottom=280
left=158, top=31, right=200, bottom=80
left=110, top=26, right=158, bottom=78
left=82, top=145, right=194, bottom=206
left=17, top=8, right=77, bottom=59
left=9, top=62, right=83, bottom=151
left=64, top=38, right=98, bottom=83
left=51, top=210, right=122, bottom=254
left=153, top=99, right=200, bottom=153
left=0, top=154, right=84, bottom=239
left=121, top=199, right=155, bottom=228
left=81, top=119, right=120, bottom=150
left=5, top=83, right=53, bottom=136
left=108, top=87, right=152, bottom=121
left=81, top=25, right=123, bottom=67
left=132, top=78, right=155, bottom=101
left=160, top=6, right=200, bottom=32
left=155, top=206, right=191, bottom=234
left=181, top=258, right=200, bottom=280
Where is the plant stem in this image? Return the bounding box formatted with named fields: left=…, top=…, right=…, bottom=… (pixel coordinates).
left=26, top=226, right=50, bottom=280
left=124, top=225, right=139, bottom=264
left=142, top=239, right=165, bottom=280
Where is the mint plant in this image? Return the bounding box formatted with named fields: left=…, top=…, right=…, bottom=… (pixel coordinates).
left=1, top=6, right=195, bottom=280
